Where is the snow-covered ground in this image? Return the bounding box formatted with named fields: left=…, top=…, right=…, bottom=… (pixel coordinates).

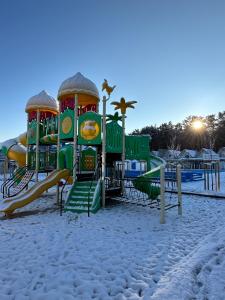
left=182, top=171, right=225, bottom=195
left=1, top=181, right=225, bottom=299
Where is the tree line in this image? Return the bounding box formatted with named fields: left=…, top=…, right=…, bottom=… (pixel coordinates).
left=131, top=111, right=225, bottom=151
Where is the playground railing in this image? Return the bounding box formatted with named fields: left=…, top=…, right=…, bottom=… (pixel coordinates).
left=167, top=160, right=222, bottom=194
left=87, top=162, right=101, bottom=217
left=59, top=163, right=77, bottom=216
left=1, top=165, right=30, bottom=198
left=7, top=170, right=34, bottom=198
left=107, top=164, right=182, bottom=224
left=203, top=162, right=221, bottom=192
left=1, top=166, right=24, bottom=194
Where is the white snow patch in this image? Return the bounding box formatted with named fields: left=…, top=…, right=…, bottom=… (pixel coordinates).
left=58, top=72, right=99, bottom=99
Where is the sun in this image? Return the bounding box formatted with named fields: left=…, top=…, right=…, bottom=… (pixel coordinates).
left=192, top=119, right=204, bottom=130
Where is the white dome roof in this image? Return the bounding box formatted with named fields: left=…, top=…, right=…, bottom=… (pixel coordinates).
left=25, top=90, right=58, bottom=113
left=58, top=72, right=99, bottom=99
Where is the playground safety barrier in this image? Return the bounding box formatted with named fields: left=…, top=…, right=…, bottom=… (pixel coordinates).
left=106, top=164, right=182, bottom=224
left=203, top=162, right=220, bottom=192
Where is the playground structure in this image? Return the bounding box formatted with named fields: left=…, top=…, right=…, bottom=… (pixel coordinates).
left=0, top=72, right=183, bottom=223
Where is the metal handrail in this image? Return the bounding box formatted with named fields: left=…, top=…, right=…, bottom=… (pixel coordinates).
left=87, top=162, right=101, bottom=217
left=59, top=163, right=77, bottom=216
left=1, top=165, right=26, bottom=193
left=2, top=165, right=29, bottom=198
left=5, top=165, right=31, bottom=197
left=8, top=170, right=34, bottom=198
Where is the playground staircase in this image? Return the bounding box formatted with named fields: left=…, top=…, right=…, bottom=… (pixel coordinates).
left=64, top=180, right=101, bottom=214
left=2, top=169, right=34, bottom=198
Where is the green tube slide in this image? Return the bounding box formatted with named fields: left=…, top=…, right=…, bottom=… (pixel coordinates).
left=133, top=155, right=166, bottom=199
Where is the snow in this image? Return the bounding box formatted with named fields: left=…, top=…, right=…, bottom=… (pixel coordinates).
left=182, top=171, right=225, bottom=194
left=25, top=90, right=58, bottom=113
left=150, top=228, right=225, bottom=300
left=1, top=176, right=225, bottom=299
left=58, top=72, right=99, bottom=99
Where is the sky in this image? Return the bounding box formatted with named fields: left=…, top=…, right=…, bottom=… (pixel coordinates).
left=1, top=0, right=225, bottom=141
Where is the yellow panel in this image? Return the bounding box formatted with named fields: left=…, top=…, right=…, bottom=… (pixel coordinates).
left=26, top=107, right=58, bottom=114
left=59, top=93, right=99, bottom=106
left=62, top=116, right=73, bottom=134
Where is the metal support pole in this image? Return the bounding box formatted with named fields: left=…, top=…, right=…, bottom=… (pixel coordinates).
left=207, top=166, right=209, bottom=190
left=35, top=109, right=40, bottom=182
left=160, top=165, right=165, bottom=224
left=79, top=145, right=82, bottom=174
left=121, top=113, right=126, bottom=195
left=204, top=165, right=206, bottom=190
left=73, top=94, right=78, bottom=182
left=3, top=157, right=8, bottom=182
left=26, top=114, right=29, bottom=166
left=57, top=103, right=61, bottom=170
left=101, top=96, right=107, bottom=208
left=218, top=162, right=221, bottom=191
left=215, top=164, right=218, bottom=192
left=177, top=164, right=182, bottom=216
left=56, top=183, right=60, bottom=205
left=211, top=164, right=214, bottom=190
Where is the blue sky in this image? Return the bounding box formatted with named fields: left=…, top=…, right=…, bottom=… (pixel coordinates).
left=1, top=0, right=225, bottom=141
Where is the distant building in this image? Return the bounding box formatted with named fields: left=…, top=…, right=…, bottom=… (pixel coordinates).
left=197, top=148, right=219, bottom=160
left=218, top=147, right=225, bottom=169
left=218, top=147, right=225, bottom=159
left=158, top=149, right=168, bottom=158
left=161, top=149, right=181, bottom=160
left=179, top=149, right=197, bottom=159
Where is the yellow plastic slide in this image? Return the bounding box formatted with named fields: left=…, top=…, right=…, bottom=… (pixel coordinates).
left=0, top=169, right=70, bottom=215
left=0, top=133, right=27, bottom=167
left=7, top=146, right=26, bottom=167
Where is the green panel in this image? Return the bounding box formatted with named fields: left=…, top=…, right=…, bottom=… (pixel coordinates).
left=80, top=147, right=96, bottom=171
left=60, top=109, right=74, bottom=140
left=39, top=124, right=44, bottom=140
left=1, top=146, right=8, bottom=156
left=27, top=121, right=44, bottom=144
left=28, top=149, right=48, bottom=170
left=45, top=116, right=58, bottom=135
left=106, top=121, right=123, bottom=153
left=47, top=147, right=57, bottom=169
left=39, top=152, right=46, bottom=171
left=125, top=135, right=151, bottom=167
left=78, top=112, right=102, bottom=145
left=59, top=145, right=73, bottom=170
left=28, top=151, right=36, bottom=169
left=28, top=120, right=37, bottom=145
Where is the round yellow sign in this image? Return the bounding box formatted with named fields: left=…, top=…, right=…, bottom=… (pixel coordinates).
left=80, top=120, right=99, bottom=140
left=62, top=116, right=72, bottom=134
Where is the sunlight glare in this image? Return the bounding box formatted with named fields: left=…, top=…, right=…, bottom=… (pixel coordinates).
left=192, top=120, right=204, bottom=130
